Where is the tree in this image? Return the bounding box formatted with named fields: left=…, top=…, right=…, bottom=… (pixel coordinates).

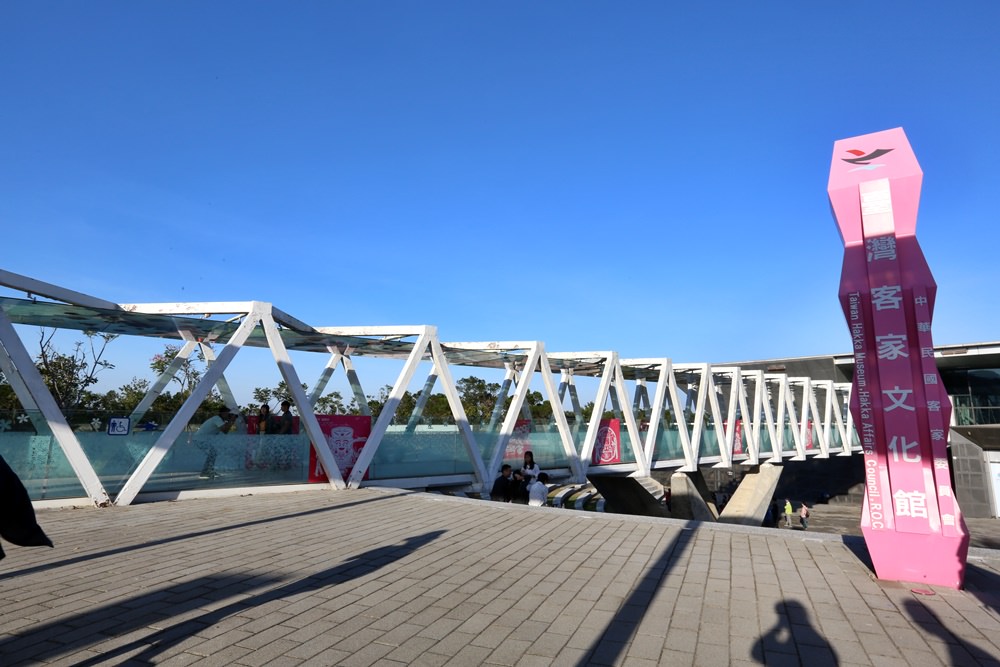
left=98, top=377, right=151, bottom=414
left=150, top=344, right=204, bottom=395
left=250, top=380, right=309, bottom=413
left=314, top=391, right=348, bottom=415
left=456, top=376, right=501, bottom=425
left=36, top=329, right=117, bottom=411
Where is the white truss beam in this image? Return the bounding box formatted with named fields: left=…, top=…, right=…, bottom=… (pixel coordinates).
left=261, top=309, right=345, bottom=490
left=488, top=346, right=542, bottom=478
left=0, top=309, right=110, bottom=505
left=0, top=269, right=121, bottom=310
left=537, top=346, right=584, bottom=482
left=347, top=328, right=435, bottom=488
left=115, top=304, right=263, bottom=506
left=429, top=338, right=489, bottom=490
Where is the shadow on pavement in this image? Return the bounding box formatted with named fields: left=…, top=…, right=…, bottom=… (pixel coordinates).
left=71, top=529, right=446, bottom=666
left=576, top=522, right=695, bottom=666
left=0, top=491, right=402, bottom=583
left=903, top=598, right=997, bottom=665
left=753, top=600, right=839, bottom=665
left=840, top=535, right=876, bottom=574
left=963, top=561, right=1000, bottom=616
left=0, top=572, right=284, bottom=664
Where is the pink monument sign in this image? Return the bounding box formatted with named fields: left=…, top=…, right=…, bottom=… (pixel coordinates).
left=828, top=127, right=969, bottom=589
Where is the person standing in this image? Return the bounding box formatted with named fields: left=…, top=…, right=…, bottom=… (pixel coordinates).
left=256, top=404, right=272, bottom=434
left=799, top=503, right=810, bottom=530
left=784, top=499, right=793, bottom=528
left=274, top=400, right=296, bottom=469
left=276, top=400, right=294, bottom=434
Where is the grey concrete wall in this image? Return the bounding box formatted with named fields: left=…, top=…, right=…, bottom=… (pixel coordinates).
left=950, top=432, right=994, bottom=519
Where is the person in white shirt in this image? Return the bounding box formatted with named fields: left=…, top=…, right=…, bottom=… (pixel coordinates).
left=519, top=450, right=540, bottom=481
left=528, top=472, right=550, bottom=507
left=517, top=450, right=541, bottom=502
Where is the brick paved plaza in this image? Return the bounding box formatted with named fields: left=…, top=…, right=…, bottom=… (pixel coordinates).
left=2, top=489, right=1000, bottom=666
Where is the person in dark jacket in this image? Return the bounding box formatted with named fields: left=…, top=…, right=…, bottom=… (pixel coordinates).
left=0, top=454, right=53, bottom=560
left=491, top=464, right=516, bottom=502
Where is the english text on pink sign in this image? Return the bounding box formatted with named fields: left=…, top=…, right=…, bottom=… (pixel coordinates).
left=828, top=128, right=968, bottom=589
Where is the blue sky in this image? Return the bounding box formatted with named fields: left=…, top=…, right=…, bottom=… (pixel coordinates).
left=2, top=2, right=999, bottom=400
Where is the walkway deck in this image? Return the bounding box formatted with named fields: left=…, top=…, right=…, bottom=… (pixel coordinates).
left=3, top=489, right=1000, bottom=666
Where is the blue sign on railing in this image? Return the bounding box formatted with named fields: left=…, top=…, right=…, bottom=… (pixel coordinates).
left=107, top=417, right=131, bottom=436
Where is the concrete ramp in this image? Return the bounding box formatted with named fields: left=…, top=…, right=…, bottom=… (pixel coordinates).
left=587, top=475, right=669, bottom=517
left=718, top=463, right=782, bottom=526
left=669, top=471, right=717, bottom=522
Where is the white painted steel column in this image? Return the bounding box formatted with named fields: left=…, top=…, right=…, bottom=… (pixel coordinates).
left=0, top=338, right=48, bottom=433
left=538, top=347, right=584, bottom=482
left=686, top=365, right=710, bottom=470
left=487, top=371, right=514, bottom=432
left=342, top=356, right=371, bottom=416
left=348, top=329, right=433, bottom=488
left=129, top=339, right=199, bottom=423
left=739, top=370, right=761, bottom=465
left=835, top=383, right=856, bottom=456
left=307, top=346, right=345, bottom=408
left=199, top=342, right=240, bottom=412
left=0, top=309, right=111, bottom=505
left=406, top=373, right=438, bottom=432
left=613, top=361, right=647, bottom=477
left=580, top=354, right=616, bottom=472
left=429, top=339, right=489, bottom=490
left=488, top=346, right=541, bottom=478
left=115, top=306, right=262, bottom=506
left=643, top=360, right=671, bottom=469
left=260, top=310, right=345, bottom=490
left=669, top=365, right=695, bottom=471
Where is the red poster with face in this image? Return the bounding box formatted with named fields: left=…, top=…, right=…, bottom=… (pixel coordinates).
left=309, top=415, right=371, bottom=483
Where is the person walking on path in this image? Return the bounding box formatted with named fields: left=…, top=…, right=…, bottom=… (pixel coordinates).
left=784, top=499, right=793, bottom=527
left=799, top=503, right=810, bottom=530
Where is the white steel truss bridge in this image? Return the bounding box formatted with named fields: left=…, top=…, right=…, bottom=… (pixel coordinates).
left=0, top=269, right=861, bottom=507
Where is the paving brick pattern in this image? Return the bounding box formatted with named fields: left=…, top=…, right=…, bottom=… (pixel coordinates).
left=2, top=488, right=999, bottom=666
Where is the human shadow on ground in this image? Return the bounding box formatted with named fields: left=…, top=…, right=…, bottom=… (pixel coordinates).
left=753, top=600, right=839, bottom=665
left=903, top=597, right=998, bottom=665
left=70, top=529, right=446, bottom=666
left=576, top=521, right=843, bottom=666
left=0, top=491, right=405, bottom=582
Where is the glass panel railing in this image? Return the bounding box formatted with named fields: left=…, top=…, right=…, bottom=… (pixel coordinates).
left=782, top=426, right=798, bottom=452
left=701, top=426, right=721, bottom=457
left=142, top=431, right=312, bottom=492
left=0, top=432, right=86, bottom=500
left=619, top=426, right=638, bottom=465
left=368, top=425, right=474, bottom=479
left=759, top=428, right=773, bottom=455
left=652, top=426, right=685, bottom=463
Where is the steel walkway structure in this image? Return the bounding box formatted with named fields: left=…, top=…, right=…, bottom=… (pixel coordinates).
left=0, top=269, right=861, bottom=507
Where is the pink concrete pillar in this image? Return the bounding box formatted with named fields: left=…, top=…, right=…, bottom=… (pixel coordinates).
left=828, top=127, right=969, bottom=589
